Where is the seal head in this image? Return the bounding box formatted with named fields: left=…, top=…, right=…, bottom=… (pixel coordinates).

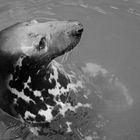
left=0, top=20, right=83, bottom=60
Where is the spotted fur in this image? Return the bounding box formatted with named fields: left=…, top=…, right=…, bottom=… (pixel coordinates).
left=7, top=56, right=90, bottom=126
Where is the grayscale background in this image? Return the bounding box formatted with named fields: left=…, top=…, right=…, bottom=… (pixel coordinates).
left=0, top=0, right=140, bottom=140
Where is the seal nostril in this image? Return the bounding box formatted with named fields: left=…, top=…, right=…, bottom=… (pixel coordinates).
left=75, top=28, right=83, bottom=36
left=77, top=28, right=84, bottom=33
left=71, top=27, right=83, bottom=37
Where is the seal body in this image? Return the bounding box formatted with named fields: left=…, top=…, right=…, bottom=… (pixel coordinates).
left=0, top=19, right=83, bottom=126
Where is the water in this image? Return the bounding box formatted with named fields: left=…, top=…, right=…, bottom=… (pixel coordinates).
left=0, top=0, right=140, bottom=139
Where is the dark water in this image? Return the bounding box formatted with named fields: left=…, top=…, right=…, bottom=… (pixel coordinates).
left=0, top=0, right=140, bottom=140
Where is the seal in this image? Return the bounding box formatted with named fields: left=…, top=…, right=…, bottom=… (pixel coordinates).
left=0, top=19, right=84, bottom=127
left=0, top=19, right=133, bottom=140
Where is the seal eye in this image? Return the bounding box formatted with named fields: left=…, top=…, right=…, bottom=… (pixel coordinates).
left=36, top=37, right=46, bottom=51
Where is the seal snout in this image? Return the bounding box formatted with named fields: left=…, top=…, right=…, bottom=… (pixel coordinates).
left=69, top=21, right=84, bottom=37
left=44, top=20, right=84, bottom=60
left=72, top=28, right=84, bottom=37
left=77, top=28, right=84, bottom=34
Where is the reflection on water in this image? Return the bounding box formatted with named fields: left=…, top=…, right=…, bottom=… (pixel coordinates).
left=0, top=0, right=140, bottom=140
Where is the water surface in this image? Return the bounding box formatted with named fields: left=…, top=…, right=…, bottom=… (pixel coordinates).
left=0, top=0, right=140, bottom=140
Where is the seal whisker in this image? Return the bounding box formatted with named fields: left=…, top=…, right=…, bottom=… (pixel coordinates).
left=61, top=52, right=67, bottom=63
left=69, top=49, right=74, bottom=63
left=65, top=52, right=69, bottom=62
left=61, top=52, right=65, bottom=63
left=61, top=51, right=71, bottom=64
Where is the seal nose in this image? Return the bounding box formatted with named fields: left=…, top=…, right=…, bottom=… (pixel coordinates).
left=74, top=26, right=84, bottom=36
left=75, top=22, right=83, bottom=34
left=77, top=28, right=84, bottom=34
left=70, top=21, right=84, bottom=36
